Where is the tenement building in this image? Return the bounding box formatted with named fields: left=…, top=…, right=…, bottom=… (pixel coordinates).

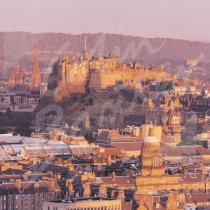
left=0, top=180, right=61, bottom=210
left=43, top=197, right=122, bottom=210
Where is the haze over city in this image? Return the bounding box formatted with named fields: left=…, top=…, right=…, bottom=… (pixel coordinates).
left=0, top=0, right=210, bottom=42
left=2, top=1, right=210, bottom=210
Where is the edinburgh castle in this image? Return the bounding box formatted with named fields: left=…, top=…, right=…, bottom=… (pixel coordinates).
left=49, top=41, right=170, bottom=102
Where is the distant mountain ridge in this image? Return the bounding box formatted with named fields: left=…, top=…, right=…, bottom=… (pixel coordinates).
left=1, top=32, right=210, bottom=67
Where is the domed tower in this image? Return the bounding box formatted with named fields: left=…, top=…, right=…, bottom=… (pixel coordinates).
left=140, top=128, right=164, bottom=176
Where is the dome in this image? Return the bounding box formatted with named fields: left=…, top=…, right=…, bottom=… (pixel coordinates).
left=144, top=135, right=160, bottom=143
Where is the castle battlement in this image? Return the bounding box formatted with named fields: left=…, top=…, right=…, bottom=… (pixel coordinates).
left=53, top=50, right=168, bottom=101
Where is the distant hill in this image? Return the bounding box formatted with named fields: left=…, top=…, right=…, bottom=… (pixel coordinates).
left=1, top=32, right=210, bottom=68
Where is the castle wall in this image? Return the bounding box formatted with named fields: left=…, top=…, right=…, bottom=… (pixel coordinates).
left=89, top=68, right=167, bottom=90
left=54, top=55, right=168, bottom=101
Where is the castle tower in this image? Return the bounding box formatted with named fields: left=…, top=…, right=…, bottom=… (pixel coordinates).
left=30, top=49, right=42, bottom=88
left=141, top=128, right=164, bottom=176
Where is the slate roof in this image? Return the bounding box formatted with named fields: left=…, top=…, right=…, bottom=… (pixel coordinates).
left=161, top=143, right=210, bottom=157
left=100, top=176, right=136, bottom=187
left=0, top=168, right=27, bottom=175
left=31, top=163, right=69, bottom=174
left=0, top=181, right=59, bottom=195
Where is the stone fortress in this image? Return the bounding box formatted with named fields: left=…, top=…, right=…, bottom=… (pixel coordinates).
left=52, top=37, right=170, bottom=101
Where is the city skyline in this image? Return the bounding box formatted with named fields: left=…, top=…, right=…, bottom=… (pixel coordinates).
left=1, top=1, right=210, bottom=210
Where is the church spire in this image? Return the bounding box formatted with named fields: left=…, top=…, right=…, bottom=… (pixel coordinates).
left=33, top=48, right=40, bottom=73
left=8, top=64, right=16, bottom=87
left=30, top=49, right=42, bottom=89
left=83, top=36, right=89, bottom=60
left=84, top=36, right=87, bottom=52
left=17, top=65, right=24, bottom=85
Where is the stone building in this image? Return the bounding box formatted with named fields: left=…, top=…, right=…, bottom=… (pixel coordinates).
left=136, top=130, right=210, bottom=194
left=53, top=49, right=168, bottom=101
left=140, top=129, right=164, bottom=176
left=0, top=84, right=41, bottom=112
left=89, top=59, right=167, bottom=90
left=43, top=197, right=122, bottom=210
left=0, top=180, right=61, bottom=210
left=8, top=65, right=24, bottom=87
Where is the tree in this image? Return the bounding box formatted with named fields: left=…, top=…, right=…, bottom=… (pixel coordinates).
left=14, top=126, right=34, bottom=137
left=88, top=97, right=94, bottom=106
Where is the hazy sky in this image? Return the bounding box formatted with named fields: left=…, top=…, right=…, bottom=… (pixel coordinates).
left=0, top=0, right=210, bottom=41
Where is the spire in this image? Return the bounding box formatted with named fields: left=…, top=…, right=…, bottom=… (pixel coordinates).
left=30, top=49, right=42, bottom=88
left=83, top=36, right=89, bottom=60
left=8, top=64, right=16, bottom=86
left=18, top=65, right=24, bottom=85
left=33, top=48, right=40, bottom=73
left=1, top=61, right=7, bottom=81
left=84, top=36, right=87, bottom=52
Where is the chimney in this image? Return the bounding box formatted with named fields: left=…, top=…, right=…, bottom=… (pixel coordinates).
left=117, top=189, right=125, bottom=201
left=200, top=168, right=207, bottom=179
left=111, top=189, right=115, bottom=198
left=130, top=171, right=134, bottom=177
left=66, top=179, right=73, bottom=193
left=107, top=156, right=112, bottom=165
left=83, top=182, right=91, bottom=197
left=48, top=180, right=56, bottom=190
left=15, top=179, right=22, bottom=190
left=34, top=181, right=40, bottom=189
left=183, top=169, right=187, bottom=178
left=99, top=184, right=107, bottom=197
left=65, top=179, right=74, bottom=198
left=112, top=172, right=116, bottom=181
